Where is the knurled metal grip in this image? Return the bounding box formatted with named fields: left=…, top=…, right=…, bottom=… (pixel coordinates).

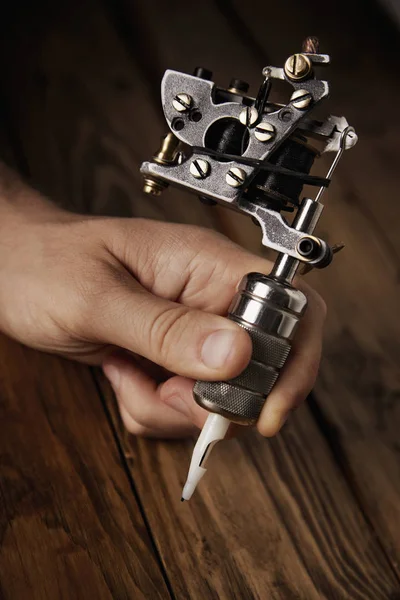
left=193, top=272, right=308, bottom=425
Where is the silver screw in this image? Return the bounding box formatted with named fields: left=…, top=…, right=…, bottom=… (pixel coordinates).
left=226, top=167, right=246, bottom=187
left=254, top=122, right=275, bottom=142
left=172, top=93, right=193, bottom=112
left=190, top=159, right=210, bottom=179
left=239, top=106, right=258, bottom=127
left=290, top=89, right=312, bottom=110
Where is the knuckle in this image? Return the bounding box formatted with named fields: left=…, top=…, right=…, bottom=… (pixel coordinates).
left=148, top=305, right=193, bottom=365
left=179, top=224, right=221, bottom=249
left=70, top=260, right=129, bottom=336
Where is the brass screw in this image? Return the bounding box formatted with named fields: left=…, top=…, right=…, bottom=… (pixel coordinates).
left=284, top=53, right=312, bottom=81
left=143, top=177, right=166, bottom=196
left=153, top=132, right=181, bottom=165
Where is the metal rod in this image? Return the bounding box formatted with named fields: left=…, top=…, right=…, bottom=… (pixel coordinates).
left=314, top=127, right=355, bottom=203
left=270, top=197, right=323, bottom=283
left=272, top=128, right=355, bottom=283
left=270, top=254, right=299, bottom=283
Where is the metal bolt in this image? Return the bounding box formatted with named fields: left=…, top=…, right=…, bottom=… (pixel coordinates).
left=239, top=106, right=258, bottom=127
left=143, top=177, right=167, bottom=196
left=172, top=93, right=193, bottom=112
left=226, top=167, right=246, bottom=187
left=284, top=53, right=312, bottom=80
left=190, top=159, right=210, bottom=179
left=153, top=132, right=181, bottom=165
left=254, top=122, right=275, bottom=142
left=290, top=89, right=312, bottom=110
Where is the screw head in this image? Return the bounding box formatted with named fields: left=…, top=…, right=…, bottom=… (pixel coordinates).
left=284, top=53, right=312, bottom=80
left=290, top=89, right=312, bottom=110
left=226, top=167, right=246, bottom=187
left=172, top=93, right=193, bottom=112
left=190, top=159, right=210, bottom=179
left=254, top=121, right=275, bottom=142
left=239, top=106, right=258, bottom=127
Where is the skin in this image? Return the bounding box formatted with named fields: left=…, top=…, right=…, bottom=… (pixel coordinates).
left=0, top=163, right=326, bottom=439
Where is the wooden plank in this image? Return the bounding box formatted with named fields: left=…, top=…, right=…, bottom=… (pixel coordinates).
left=0, top=335, right=170, bottom=599
left=0, top=60, right=170, bottom=597
left=2, top=0, right=400, bottom=596
left=98, top=374, right=399, bottom=599
left=212, top=0, right=400, bottom=574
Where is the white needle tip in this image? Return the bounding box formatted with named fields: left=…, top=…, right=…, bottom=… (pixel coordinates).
left=180, top=413, right=230, bottom=501
left=181, top=480, right=198, bottom=501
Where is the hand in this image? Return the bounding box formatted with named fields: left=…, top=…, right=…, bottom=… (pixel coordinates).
left=0, top=200, right=326, bottom=438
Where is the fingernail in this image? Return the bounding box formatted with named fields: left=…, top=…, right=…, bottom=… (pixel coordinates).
left=103, top=364, right=121, bottom=390
left=201, top=329, right=237, bottom=370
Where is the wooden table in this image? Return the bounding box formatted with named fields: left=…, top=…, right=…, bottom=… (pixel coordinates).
left=0, top=0, right=399, bottom=597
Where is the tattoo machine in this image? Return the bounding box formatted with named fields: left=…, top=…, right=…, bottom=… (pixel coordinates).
left=141, top=37, right=357, bottom=500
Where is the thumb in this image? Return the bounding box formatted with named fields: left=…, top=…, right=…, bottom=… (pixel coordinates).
left=94, top=283, right=252, bottom=380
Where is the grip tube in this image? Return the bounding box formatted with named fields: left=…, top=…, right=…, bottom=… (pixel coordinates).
left=193, top=272, right=308, bottom=425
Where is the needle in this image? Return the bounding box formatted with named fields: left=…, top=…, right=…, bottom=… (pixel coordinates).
left=181, top=413, right=230, bottom=501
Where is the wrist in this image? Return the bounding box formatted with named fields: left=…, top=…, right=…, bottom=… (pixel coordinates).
left=0, top=162, right=70, bottom=229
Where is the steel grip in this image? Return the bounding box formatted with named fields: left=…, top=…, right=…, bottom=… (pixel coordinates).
left=193, top=272, right=308, bottom=425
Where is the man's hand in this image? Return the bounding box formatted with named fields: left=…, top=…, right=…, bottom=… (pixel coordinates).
left=0, top=186, right=326, bottom=438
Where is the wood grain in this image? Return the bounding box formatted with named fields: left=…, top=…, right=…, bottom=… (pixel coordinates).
left=219, top=0, right=400, bottom=573
left=0, top=335, right=170, bottom=599
left=1, top=0, right=400, bottom=597
left=0, top=58, right=171, bottom=599
left=99, top=374, right=399, bottom=599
